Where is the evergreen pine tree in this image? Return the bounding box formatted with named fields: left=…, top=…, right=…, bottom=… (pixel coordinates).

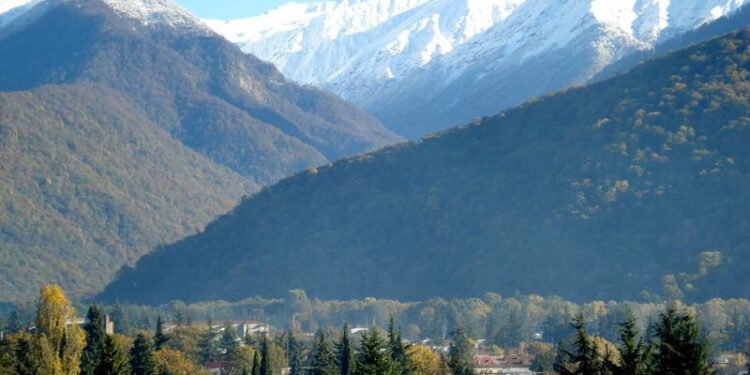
left=388, top=318, right=410, bottom=375
left=130, top=333, right=157, bottom=375
left=337, top=323, right=356, bottom=375
left=616, top=310, right=647, bottom=375
left=5, top=311, right=21, bottom=334
left=260, top=335, right=274, bottom=375
left=568, top=314, right=598, bottom=375
left=110, top=304, right=131, bottom=335
left=553, top=339, right=574, bottom=374
left=651, top=303, right=713, bottom=375
left=494, top=308, right=524, bottom=348
left=288, top=331, right=304, bottom=375
left=221, top=323, right=243, bottom=375
left=251, top=350, right=261, bottom=375
left=447, top=328, right=474, bottom=375
left=199, top=317, right=219, bottom=364
left=94, top=335, right=131, bottom=375
left=356, top=327, right=394, bottom=375
left=12, top=333, right=36, bottom=375
left=154, top=316, right=169, bottom=350
left=81, top=305, right=107, bottom=375
left=312, top=330, right=338, bottom=375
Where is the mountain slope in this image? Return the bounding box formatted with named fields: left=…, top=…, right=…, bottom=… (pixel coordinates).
left=208, top=0, right=750, bottom=138
left=0, top=0, right=399, bottom=302
left=102, top=28, right=750, bottom=305
left=0, top=84, right=250, bottom=300
left=0, top=0, right=401, bottom=183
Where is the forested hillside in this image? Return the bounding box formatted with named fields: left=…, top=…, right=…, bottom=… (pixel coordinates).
left=0, top=0, right=399, bottom=302
left=103, top=28, right=750, bottom=305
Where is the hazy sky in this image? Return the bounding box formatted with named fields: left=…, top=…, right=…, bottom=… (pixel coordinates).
left=176, top=0, right=319, bottom=19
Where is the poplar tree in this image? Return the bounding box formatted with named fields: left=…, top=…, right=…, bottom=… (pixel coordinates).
left=130, top=333, right=157, bottom=375
left=448, top=328, right=474, bottom=375
left=33, top=285, right=86, bottom=375
left=312, top=330, right=337, bottom=375
left=81, top=305, right=107, bottom=375
left=337, top=323, right=355, bottom=375
left=94, top=335, right=131, bottom=375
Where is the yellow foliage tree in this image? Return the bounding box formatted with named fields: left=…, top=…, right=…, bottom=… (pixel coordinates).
left=154, top=348, right=208, bottom=375
left=33, top=285, right=86, bottom=375
left=408, top=345, right=445, bottom=375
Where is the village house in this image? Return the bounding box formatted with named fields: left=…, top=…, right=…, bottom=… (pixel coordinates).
left=164, top=320, right=271, bottom=337
left=473, top=354, right=540, bottom=375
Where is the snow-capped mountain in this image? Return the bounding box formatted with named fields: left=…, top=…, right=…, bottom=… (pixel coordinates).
left=0, top=0, right=209, bottom=32
left=207, top=0, right=750, bottom=138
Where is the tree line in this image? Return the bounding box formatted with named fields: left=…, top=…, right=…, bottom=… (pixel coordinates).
left=0, top=286, right=745, bottom=374
left=542, top=302, right=716, bottom=375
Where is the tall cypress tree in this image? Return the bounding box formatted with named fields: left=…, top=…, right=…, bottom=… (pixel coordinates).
left=288, top=331, right=304, bottom=375
left=130, top=333, right=156, bottom=375
left=387, top=318, right=410, bottom=375
left=260, top=335, right=274, bottom=375
left=94, top=335, right=131, bottom=375
left=651, top=303, right=712, bottom=375
left=447, top=328, right=473, bottom=375
left=312, top=330, right=337, bottom=375
left=154, top=316, right=169, bottom=350
left=337, top=323, right=355, bottom=375
left=81, top=305, right=107, bottom=375
left=617, top=310, right=647, bottom=375
left=199, top=318, right=219, bottom=364
left=251, top=350, right=261, bottom=375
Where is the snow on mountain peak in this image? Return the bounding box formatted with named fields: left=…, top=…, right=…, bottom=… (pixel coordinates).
left=100, top=0, right=207, bottom=30
left=208, top=0, right=750, bottom=102
left=0, top=0, right=43, bottom=28
left=0, top=0, right=210, bottom=33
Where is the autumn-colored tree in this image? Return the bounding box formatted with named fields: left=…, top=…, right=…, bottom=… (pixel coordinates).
left=33, top=285, right=86, bottom=375
left=153, top=348, right=208, bottom=375
left=407, top=345, right=443, bottom=375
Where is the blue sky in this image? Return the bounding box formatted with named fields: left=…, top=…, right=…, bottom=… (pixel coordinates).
left=176, top=0, right=319, bottom=19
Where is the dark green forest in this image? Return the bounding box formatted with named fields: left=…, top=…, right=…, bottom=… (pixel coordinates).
left=0, top=0, right=399, bottom=302
left=104, top=27, right=750, bottom=304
